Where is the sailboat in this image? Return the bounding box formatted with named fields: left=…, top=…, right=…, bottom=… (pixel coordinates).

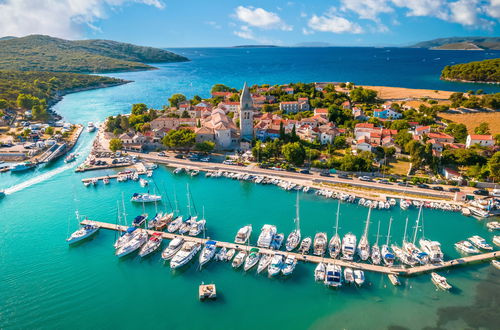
left=393, top=216, right=415, bottom=266
left=381, top=217, right=395, bottom=266
left=418, top=210, right=444, bottom=263
left=370, top=219, right=382, bottom=265
left=66, top=210, right=99, bottom=244
left=328, top=201, right=341, bottom=258
left=179, top=185, right=197, bottom=235
left=189, top=206, right=206, bottom=236
left=341, top=233, right=356, bottom=261
left=167, top=193, right=183, bottom=233
left=357, top=208, right=371, bottom=261
left=403, top=206, right=429, bottom=265
left=285, top=192, right=301, bottom=251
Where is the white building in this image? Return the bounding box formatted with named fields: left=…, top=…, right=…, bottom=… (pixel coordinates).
left=466, top=134, right=495, bottom=148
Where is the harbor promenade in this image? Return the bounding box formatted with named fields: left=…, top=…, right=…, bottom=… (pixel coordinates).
left=81, top=220, right=498, bottom=277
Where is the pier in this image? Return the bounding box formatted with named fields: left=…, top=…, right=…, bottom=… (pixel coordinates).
left=80, top=220, right=498, bottom=276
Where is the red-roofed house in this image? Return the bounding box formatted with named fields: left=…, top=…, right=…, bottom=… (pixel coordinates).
left=283, top=87, right=294, bottom=94
left=428, top=132, right=454, bottom=143
left=466, top=134, right=494, bottom=148
left=314, top=108, right=328, bottom=119
left=414, top=125, right=431, bottom=136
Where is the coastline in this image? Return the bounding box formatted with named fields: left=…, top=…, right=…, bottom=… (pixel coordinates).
left=440, top=77, right=500, bottom=85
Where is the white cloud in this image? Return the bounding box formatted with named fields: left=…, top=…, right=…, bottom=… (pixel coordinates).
left=0, top=0, right=164, bottom=39
left=449, top=0, right=493, bottom=28
left=391, top=0, right=448, bottom=18
left=302, top=28, right=314, bottom=35
left=341, top=0, right=393, bottom=21
left=233, top=25, right=277, bottom=44
left=234, top=6, right=292, bottom=31
left=486, top=0, right=500, bottom=18
left=308, top=13, right=364, bottom=34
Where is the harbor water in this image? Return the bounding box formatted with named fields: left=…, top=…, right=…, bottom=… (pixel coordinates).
left=1, top=47, right=499, bottom=329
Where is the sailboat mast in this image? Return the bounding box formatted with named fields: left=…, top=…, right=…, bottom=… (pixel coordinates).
left=295, top=192, right=300, bottom=231
left=335, top=200, right=340, bottom=236
left=412, top=205, right=422, bottom=244
left=363, top=207, right=371, bottom=238
left=386, top=217, right=393, bottom=245
left=403, top=217, right=409, bottom=245
left=375, top=219, right=381, bottom=245
left=121, top=193, right=127, bottom=224
left=186, top=184, right=191, bottom=216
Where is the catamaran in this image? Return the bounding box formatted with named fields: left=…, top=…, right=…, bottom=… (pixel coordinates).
left=170, top=242, right=201, bottom=269
left=281, top=255, right=297, bottom=276
left=382, top=217, right=395, bottom=267
left=324, top=264, right=342, bottom=287
left=285, top=193, right=301, bottom=251
left=116, top=230, right=148, bottom=257
left=161, top=237, right=184, bottom=260
left=371, top=219, right=382, bottom=265
left=257, top=253, right=273, bottom=273
left=66, top=211, right=99, bottom=244
left=235, top=225, right=252, bottom=244
left=431, top=272, right=452, bottom=290
left=357, top=208, right=371, bottom=261
left=328, top=201, right=341, bottom=258
left=341, top=233, right=356, bottom=260
left=314, top=262, right=326, bottom=281
left=257, top=224, right=277, bottom=248
left=313, top=232, right=328, bottom=256
left=468, top=235, right=493, bottom=250
left=243, top=248, right=260, bottom=271
left=268, top=254, right=284, bottom=277
left=199, top=240, right=217, bottom=267
left=298, top=237, right=312, bottom=254
left=131, top=193, right=161, bottom=203
left=138, top=232, right=163, bottom=257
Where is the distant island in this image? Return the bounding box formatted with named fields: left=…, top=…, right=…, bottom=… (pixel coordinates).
left=0, top=35, right=189, bottom=73
left=441, top=58, right=499, bottom=83
left=233, top=45, right=279, bottom=48
left=410, top=37, right=500, bottom=50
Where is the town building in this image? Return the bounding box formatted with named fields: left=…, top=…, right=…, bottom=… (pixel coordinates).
left=465, top=134, right=495, bottom=148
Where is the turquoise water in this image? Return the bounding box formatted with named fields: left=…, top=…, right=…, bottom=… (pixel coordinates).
left=1, top=47, right=499, bottom=329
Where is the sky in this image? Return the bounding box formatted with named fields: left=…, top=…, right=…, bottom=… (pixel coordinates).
left=0, top=0, right=499, bottom=47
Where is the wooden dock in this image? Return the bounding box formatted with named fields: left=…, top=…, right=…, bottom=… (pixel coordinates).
left=80, top=171, right=148, bottom=183
left=81, top=220, right=499, bottom=276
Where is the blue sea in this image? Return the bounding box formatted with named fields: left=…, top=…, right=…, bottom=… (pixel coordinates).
left=1, top=47, right=499, bottom=330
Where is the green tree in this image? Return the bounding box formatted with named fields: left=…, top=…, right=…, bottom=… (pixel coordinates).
left=395, top=130, right=413, bottom=150
left=181, top=110, right=190, bottom=118
left=444, top=123, right=468, bottom=143
left=282, top=142, right=306, bottom=166
left=474, top=122, right=490, bottom=135
left=195, top=141, right=215, bottom=153
left=109, top=138, right=123, bottom=152
left=44, top=126, right=54, bottom=135
left=131, top=103, right=148, bottom=115
left=0, top=99, right=8, bottom=109
left=333, top=135, right=346, bottom=149
left=350, top=87, right=377, bottom=103
left=488, top=152, right=500, bottom=182
left=168, top=94, right=186, bottom=108
left=162, top=128, right=196, bottom=150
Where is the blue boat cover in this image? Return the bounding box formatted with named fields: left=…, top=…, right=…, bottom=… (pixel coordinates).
left=126, top=227, right=137, bottom=233
left=132, top=193, right=139, bottom=197
left=206, top=240, right=216, bottom=245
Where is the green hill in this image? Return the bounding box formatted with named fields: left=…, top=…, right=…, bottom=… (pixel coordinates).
left=0, top=35, right=188, bottom=73
left=441, top=58, right=500, bottom=83
left=410, top=37, right=500, bottom=50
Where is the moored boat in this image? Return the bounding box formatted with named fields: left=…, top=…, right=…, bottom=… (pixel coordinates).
left=167, top=216, right=183, bottom=233
left=170, top=242, right=201, bottom=269
left=268, top=254, right=284, bottom=276
left=257, top=224, right=277, bottom=248
left=298, top=237, right=312, bottom=254
left=341, top=233, right=356, bottom=260
left=161, top=237, right=184, bottom=260
left=66, top=219, right=99, bottom=244
left=114, top=226, right=138, bottom=249
left=313, top=232, right=327, bottom=256
left=353, top=269, right=365, bottom=286
left=494, top=236, right=500, bottom=246
left=492, top=260, right=500, bottom=270
left=232, top=251, right=247, bottom=268
left=138, top=232, right=163, bottom=257
left=324, top=264, right=342, bottom=287
left=314, top=262, right=326, bottom=282
left=486, top=221, right=500, bottom=231
left=199, top=240, right=217, bottom=267
left=234, top=225, right=252, bottom=244
left=431, top=272, right=452, bottom=290
left=343, top=267, right=354, bottom=284
left=328, top=201, right=342, bottom=258
left=116, top=230, right=148, bottom=257
left=454, top=240, right=480, bottom=254
left=281, top=255, right=297, bottom=276
left=388, top=274, right=400, bottom=286
left=243, top=248, right=260, bottom=271
left=468, top=235, right=493, bottom=250
left=131, top=193, right=161, bottom=203
left=257, top=253, right=273, bottom=273
left=285, top=193, right=301, bottom=251
left=270, top=233, right=284, bottom=250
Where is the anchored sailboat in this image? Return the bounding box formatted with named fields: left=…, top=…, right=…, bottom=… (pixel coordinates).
left=328, top=201, right=341, bottom=258
left=382, top=217, right=395, bottom=266
left=357, top=208, right=371, bottom=261
left=285, top=192, right=301, bottom=251
left=371, top=219, right=381, bottom=265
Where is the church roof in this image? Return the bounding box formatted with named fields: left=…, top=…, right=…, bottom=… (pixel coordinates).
left=240, top=82, right=253, bottom=111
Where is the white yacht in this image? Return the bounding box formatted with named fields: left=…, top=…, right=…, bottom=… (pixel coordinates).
left=116, top=230, right=148, bottom=257
left=161, top=237, right=184, bottom=260
left=199, top=240, right=217, bottom=267
left=86, top=122, right=96, bottom=132
left=225, top=248, right=236, bottom=261
left=298, top=237, right=312, bottom=255
left=268, top=254, right=284, bottom=277
left=328, top=201, right=341, bottom=258
left=357, top=208, right=372, bottom=261
left=493, top=236, right=500, bottom=246
left=257, top=253, right=273, bottom=273
left=341, top=233, right=356, bottom=260
left=371, top=219, right=382, bottom=265
left=66, top=221, right=99, bottom=244
left=257, top=224, right=277, bottom=248
left=324, top=264, right=342, bottom=288
left=313, top=232, right=327, bottom=256
left=382, top=217, right=395, bottom=266
left=232, top=251, right=247, bottom=268
left=281, top=255, right=297, bottom=276
left=285, top=193, right=301, bottom=251
left=179, top=216, right=196, bottom=235
left=167, top=216, right=183, bottom=233
left=344, top=267, right=354, bottom=284
left=353, top=269, right=365, bottom=286
left=469, top=235, right=493, bottom=250
left=243, top=248, right=260, bottom=271
left=170, top=242, right=201, bottom=269
left=431, top=272, right=452, bottom=290
left=492, top=260, right=500, bottom=270
left=131, top=193, right=162, bottom=203
left=455, top=240, right=480, bottom=254
left=188, top=219, right=206, bottom=236
left=234, top=225, right=252, bottom=244
left=419, top=238, right=444, bottom=263
left=487, top=221, right=500, bottom=231
left=139, top=178, right=148, bottom=187
left=270, top=233, right=284, bottom=250
left=138, top=232, right=163, bottom=257
left=114, top=226, right=139, bottom=249
left=314, top=262, right=326, bottom=282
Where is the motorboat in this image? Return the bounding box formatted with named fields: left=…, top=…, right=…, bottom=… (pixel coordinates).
left=494, top=236, right=500, bottom=246
left=281, top=255, right=297, bottom=276
left=343, top=267, right=354, bottom=284
left=419, top=238, right=444, bottom=263
left=313, top=232, right=327, bottom=256
left=285, top=193, right=301, bottom=251
left=114, top=226, right=138, bottom=249
left=270, top=233, right=284, bottom=250
left=188, top=219, right=206, bottom=236
left=353, top=269, right=365, bottom=286
left=139, top=178, right=148, bottom=187
left=132, top=214, right=148, bottom=227
left=199, top=240, right=217, bottom=267
left=190, top=169, right=199, bottom=177
left=455, top=240, right=480, bottom=254
left=243, top=248, right=260, bottom=271
left=167, top=216, right=183, bottom=233
left=431, top=272, right=452, bottom=290
left=9, top=161, right=36, bottom=172
left=103, top=177, right=110, bottom=185
left=298, top=237, right=311, bottom=255
left=341, top=233, right=356, bottom=260
left=257, top=225, right=277, bottom=248
left=161, top=237, right=184, bottom=260
left=173, top=167, right=184, bottom=174
left=87, top=122, right=96, bottom=132
left=231, top=251, right=247, bottom=268
left=468, top=235, right=493, bottom=250
left=268, top=254, right=284, bottom=277
left=314, top=262, right=326, bottom=281
left=215, top=247, right=227, bottom=261
left=388, top=274, right=400, bottom=286
left=225, top=248, right=236, bottom=261
left=234, top=225, right=252, bottom=244
left=138, top=232, right=163, bottom=257
left=64, top=153, right=77, bottom=163
left=155, top=212, right=174, bottom=230
left=257, top=254, right=272, bottom=273
left=131, top=193, right=162, bottom=203
left=487, top=221, right=500, bottom=231
left=66, top=222, right=99, bottom=244
left=170, top=242, right=201, bottom=269
left=492, top=260, right=500, bottom=270
left=324, top=264, right=342, bottom=287
left=116, top=230, right=148, bottom=257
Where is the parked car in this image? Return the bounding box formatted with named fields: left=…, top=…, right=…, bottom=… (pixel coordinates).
left=174, top=154, right=184, bottom=159
left=473, top=189, right=489, bottom=196
left=397, top=182, right=409, bottom=187
left=432, top=186, right=444, bottom=191
left=299, top=169, right=310, bottom=174
left=448, top=187, right=460, bottom=192
left=417, top=184, right=430, bottom=189
left=319, top=171, right=330, bottom=177
left=200, top=157, right=210, bottom=162
left=337, top=174, right=351, bottom=179
left=158, top=151, right=166, bottom=157
left=378, top=179, right=390, bottom=184
left=359, top=176, right=373, bottom=182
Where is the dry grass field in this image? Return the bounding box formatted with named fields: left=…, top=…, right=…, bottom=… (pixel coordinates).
left=361, top=85, right=454, bottom=100
left=439, top=112, right=500, bottom=134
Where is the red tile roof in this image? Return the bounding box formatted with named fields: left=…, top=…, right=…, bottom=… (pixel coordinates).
left=428, top=132, right=453, bottom=139
left=469, top=134, right=493, bottom=140
left=355, top=123, right=375, bottom=129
